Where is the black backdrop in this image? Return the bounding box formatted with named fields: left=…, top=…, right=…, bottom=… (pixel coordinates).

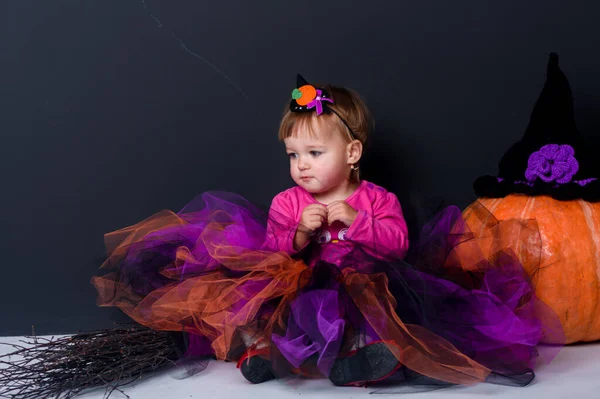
left=2, top=0, right=599, bottom=335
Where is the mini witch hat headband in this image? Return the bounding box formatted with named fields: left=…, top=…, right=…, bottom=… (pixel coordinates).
left=289, top=74, right=357, bottom=140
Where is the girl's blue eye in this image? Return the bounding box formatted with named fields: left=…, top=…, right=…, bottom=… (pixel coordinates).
left=288, top=153, right=298, bottom=159
left=310, top=151, right=322, bottom=157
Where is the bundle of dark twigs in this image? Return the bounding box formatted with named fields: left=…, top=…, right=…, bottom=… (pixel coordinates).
left=0, top=324, right=183, bottom=399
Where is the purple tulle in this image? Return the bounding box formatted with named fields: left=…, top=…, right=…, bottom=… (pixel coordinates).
left=272, top=289, right=346, bottom=375
left=96, top=191, right=564, bottom=388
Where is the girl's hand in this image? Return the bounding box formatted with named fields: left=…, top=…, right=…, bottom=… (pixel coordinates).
left=327, top=201, right=358, bottom=227
left=299, top=204, right=328, bottom=234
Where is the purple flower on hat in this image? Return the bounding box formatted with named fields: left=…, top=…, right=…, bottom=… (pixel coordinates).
left=307, top=89, right=333, bottom=116
left=525, top=144, right=579, bottom=184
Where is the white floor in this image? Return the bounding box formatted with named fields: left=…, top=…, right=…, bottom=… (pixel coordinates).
left=2, top=336, right=599, bottom=399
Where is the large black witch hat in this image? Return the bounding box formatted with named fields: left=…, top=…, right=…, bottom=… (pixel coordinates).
left=474, top=53, right=600, bottom=202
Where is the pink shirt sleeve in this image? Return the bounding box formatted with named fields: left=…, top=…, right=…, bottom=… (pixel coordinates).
left=265, top=190, right=307, bottom=255
left=345, top=191, right=409, bottom=259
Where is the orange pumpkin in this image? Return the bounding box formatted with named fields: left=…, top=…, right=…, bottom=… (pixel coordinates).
left=463, top=195, right=600, bottom=344
left=295, top=85, right=317, bottom=106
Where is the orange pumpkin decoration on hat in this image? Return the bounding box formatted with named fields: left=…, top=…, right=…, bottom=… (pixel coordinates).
left=295, top=85, right=317, bottom=106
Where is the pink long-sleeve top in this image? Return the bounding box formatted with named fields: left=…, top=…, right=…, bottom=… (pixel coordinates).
left=266, top=180, right=409, bottom=266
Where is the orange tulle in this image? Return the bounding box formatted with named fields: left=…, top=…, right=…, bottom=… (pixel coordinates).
left=92, top=196, right=563, bottom=386
left=92, top=214, right=494, bottom=385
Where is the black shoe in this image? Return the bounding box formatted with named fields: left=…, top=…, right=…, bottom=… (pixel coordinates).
left=329, top=341, right=401, bottom=386
left=239, top=354, right=276, bottom=384
left=485, top=369, right=535, bottom=387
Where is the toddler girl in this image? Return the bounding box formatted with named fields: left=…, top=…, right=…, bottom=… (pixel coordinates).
left=91, top=75, right=564, bottom=390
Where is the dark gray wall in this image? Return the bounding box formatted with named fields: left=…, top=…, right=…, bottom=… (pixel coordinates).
left=2, top=0, right=599, bottom=335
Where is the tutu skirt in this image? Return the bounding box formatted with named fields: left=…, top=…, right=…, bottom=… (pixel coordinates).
left=92, top=192, right=564, bottom=388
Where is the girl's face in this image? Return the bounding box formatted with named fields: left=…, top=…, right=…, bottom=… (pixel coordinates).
left=284, top=117, right=358, bottom=195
